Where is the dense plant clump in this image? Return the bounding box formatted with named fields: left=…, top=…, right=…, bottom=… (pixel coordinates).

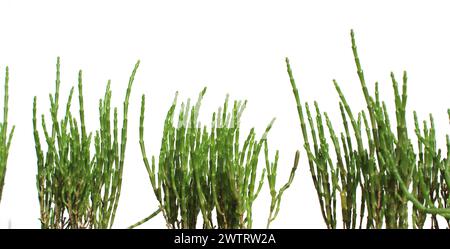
left=0, top=66, right=15, bottom=205
left=287, top=30, right=450, bottom=229
left=33, top=58, right=139, bottom=228
left=135, top=88, right=298, bottom=229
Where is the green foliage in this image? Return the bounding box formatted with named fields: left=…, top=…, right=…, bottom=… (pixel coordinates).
left=138, top=88, right=297, bottom=228
left=0, top=66, right=15, bottom=205
left=287, top=30, right=450, bottom=228
left=33, top=58, right=139, bottom=229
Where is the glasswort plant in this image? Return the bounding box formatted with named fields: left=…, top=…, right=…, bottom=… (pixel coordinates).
left=33, top=58, right=139, bottom=229
left=137, top=88, right=297, bottom=229
left=287, top=30, right=450, bottom=228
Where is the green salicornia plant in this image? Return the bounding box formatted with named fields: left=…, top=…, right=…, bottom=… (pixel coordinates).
left=287, top=30, right=450, bottom=229
left=137, top=88, right=297, bottom=228
left=0, top=66, right=15, bottom=205
left=33, top=57, right=139, bottom=229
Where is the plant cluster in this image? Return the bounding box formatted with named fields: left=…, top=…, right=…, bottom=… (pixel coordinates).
left=3, top=30, right=450, bottom=229
left=137, top=88, right=298, bottom=228
left=32, top=58, right=139, bottom=228
left=287, top=30, right=450, bottom=229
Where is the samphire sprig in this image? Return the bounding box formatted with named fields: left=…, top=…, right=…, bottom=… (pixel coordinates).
left=0, top=66, right=15, bottom=205
left=33, top=58, right=139, bottom=229
left=287, top=30, right=450, bottom=228
left=138, top=88, right=297, bottom=228
left=264, top=142, right=299, bottom=228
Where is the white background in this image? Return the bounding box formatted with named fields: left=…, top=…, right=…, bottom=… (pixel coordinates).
left=0, top=0, right=450, bottom=228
